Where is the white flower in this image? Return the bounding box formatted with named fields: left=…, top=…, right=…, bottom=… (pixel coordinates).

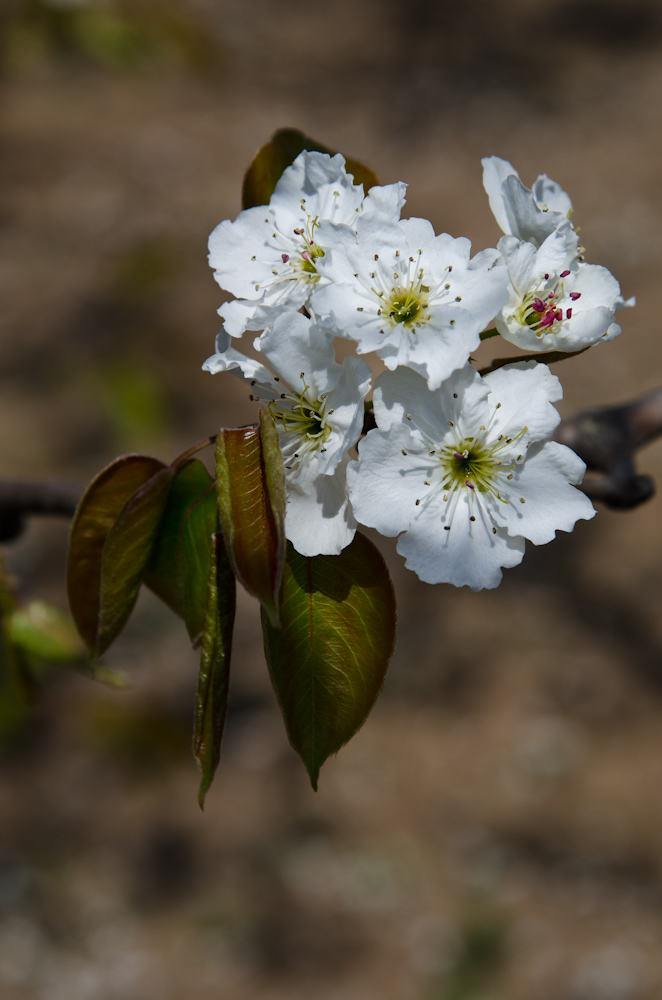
left=311, top=215, right=509, bottom=389
left=495, top=234, right=624, bottom=351
left=482, top=155, right=579, bottom=257
left=203, top=312, right=371, bottom=556
left=347, top=362, right=595, bottom=591
left=208, top=151, right=406, bottom=337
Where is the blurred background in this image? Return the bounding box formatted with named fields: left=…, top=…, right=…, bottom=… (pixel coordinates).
left=2, top=0, right=662, bottom=997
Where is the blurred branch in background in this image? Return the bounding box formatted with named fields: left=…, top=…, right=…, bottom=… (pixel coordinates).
left=2, top=386, right=660, bottom=546
left=554, top=387, right=662, bottom=509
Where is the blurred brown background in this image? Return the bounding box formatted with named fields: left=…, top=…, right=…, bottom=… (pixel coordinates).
left=2, top=1, right=662, bottom=997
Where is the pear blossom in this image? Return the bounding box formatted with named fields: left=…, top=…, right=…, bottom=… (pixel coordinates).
left=312, top=215, right=509, bottom=389
left=208, top=151, right=406, bottom=337
left=348, top=362, right=595, bottom=591
left=203, top=312, right=371, bottom=556
left=482, top=155, right=579, bottom=257
left=495, top=234, right=624, bottom=352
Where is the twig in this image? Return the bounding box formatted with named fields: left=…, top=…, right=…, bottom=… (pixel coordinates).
left=554, top=388, right=662, bottom=509
left=3, top=387, right=662, bottom=544
left=0, top=479, right=84, bottom=542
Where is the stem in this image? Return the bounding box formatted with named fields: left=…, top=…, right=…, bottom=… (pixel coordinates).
left=170, top=434, right=218, bottom=470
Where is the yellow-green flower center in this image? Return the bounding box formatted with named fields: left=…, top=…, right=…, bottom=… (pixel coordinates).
left=385, top=282, right=429, bottom=327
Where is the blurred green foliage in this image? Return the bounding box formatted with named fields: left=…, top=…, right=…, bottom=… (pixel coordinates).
left=0, top=553, right=96, bottom=750
left=431, top=912, right=508, bottom=1000
left=2, top=0, right=220, bottom=75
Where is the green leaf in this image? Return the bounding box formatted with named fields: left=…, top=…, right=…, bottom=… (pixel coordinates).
left=8, top=600, right=86, bottom=663
left=215, top=410, right=286, bottom=625
left=261, top=532, right=397, bottom=789
left=241, top=127, right=380, bottom=210
left=96, top=466, right=174, bottom=656
left=144, top=459, right=218, bottom=645
left=194, top=532, right=236, bottom=808
left=67, top=455, right=167, bottom=655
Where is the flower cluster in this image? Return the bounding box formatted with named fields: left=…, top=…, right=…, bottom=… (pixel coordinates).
left=203, top=151, right=631, bottom=590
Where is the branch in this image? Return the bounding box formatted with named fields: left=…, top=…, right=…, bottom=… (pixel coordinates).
left=0, top=479, right=84, bottom=542
left=3, top=387, right=662, bottom=545
left=554, top=388, right=662, bottom=509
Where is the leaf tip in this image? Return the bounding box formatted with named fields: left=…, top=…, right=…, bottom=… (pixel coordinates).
left=197, top=780, right=209, bottom=811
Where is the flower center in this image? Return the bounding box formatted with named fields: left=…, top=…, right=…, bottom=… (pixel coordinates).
left=442, top=441, right=507, bottom=494
left=292, top=216, right=326, bottom=277
left=269, top=387, right=331, bottom=448
left=383, top=275, right=430, bottom=328
left=514, top=271, right=576, bottom=336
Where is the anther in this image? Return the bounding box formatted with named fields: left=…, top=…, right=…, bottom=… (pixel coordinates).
left=450, top=319, right=455, bottom=326
left=496, top=403, right=501, bottom=409
left=429, top=450, right=436, bottom=456
left=444, top=526, right=451, bottom=531
left=470, top=516, right=476, bottom=522
left=406, top=413, right=412, bottom=420
left=374, top=254, right=379, bottom=260
left=466, top=480, right=475, bottom=490
left=455, top=296, right=462, bottom=302
left=561, top=269, right=571, bottom=278
left=492, top=527, right=497, bottom=535
left=520, top=498, right=526, bottom=504
left=507, top=474, right=513, bottom=480
left=445, top=283, right=451, bottom=289
left=424, top=480, right=431, bottom=486
left=357, top=307, right=364, bottom=311
left=251, top=255, right=256, bottom=261
left=569, top=291, right=581, bottom=301
left=453, top=393, right=458, bottom=399
left=402, top=449, right=408, bottom=455
left=249, top=394, right=254, bottom=401
left=448, top=420, right=454, bottom=427
left=415, top=499, right=421, bottom=506
left=281, top=254, right=289, bottom=263
left=251, top=380, right=256, bottom=386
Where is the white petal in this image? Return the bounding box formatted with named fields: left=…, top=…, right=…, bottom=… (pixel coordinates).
left=482, top=156, right=520, bottom=235
left=348, top=424, right=433, bottom=536
left=363, top=181, right=407, bottom=218
left=495, top=441, right=595, bottom=545
left=202, top=330, right=279, bottom=399
left=482, top=362, right=563, bottom=442
left=258, top=312, right=338, bottom=394
left=286, top=456, right=356, bottom=556
left=532, top=174, right=573, bottom=217
left=396, top=495, right=525, bottom=591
